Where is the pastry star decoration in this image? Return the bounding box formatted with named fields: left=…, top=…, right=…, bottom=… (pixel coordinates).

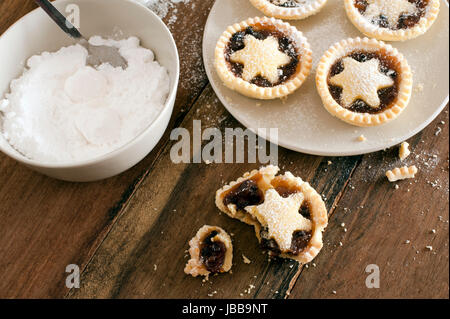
left=245, top=189, right=311, bottom=251
left=230, top=35, right=291, bottom=84
left=364, top=0, right=417, bottom=28
left=329, top=57, right=394, bottom=109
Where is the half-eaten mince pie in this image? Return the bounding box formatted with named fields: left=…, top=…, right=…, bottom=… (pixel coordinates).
left=249, top=0, right=328, bottom=20
left=184, top=225, right=233, bottom=278
left=215, top=17, right=312, bottom=100
left=344, top=0, right=440, bottom=41
left=216, top=165, right=328, bottom=263
left=316, top=37, right=413, bottom=127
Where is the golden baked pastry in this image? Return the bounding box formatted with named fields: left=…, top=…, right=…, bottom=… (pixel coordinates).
left=249, top=0, right=328, bottom=20
left=215, top=17, right=312, bottom=100
left=316, top=37, right=413, bottom=126
left=216, top=165, right=327, bottom=263
left=344, top=0, right=440, bottom=41
left=184, top=225, right=233, bottom=278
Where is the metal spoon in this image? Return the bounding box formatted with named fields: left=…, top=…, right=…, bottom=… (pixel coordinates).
left=34, top=0, right=128, bottom=69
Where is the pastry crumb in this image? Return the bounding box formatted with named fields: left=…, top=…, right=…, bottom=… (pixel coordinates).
left=242, top=254, right=251, bottom=264
left=243, top=284, right=256, bottom=295
left=357, top=135, right=366, bottom=142
left=414, top=83, right=424, bottom=92
left=399, top=142, right=411, bottom=161
left=153, top=264, right=157, bottom=271
left=426, top=246, right=433, bottom=251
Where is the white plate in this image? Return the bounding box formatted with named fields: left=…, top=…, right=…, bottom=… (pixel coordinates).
left=202, top=0, right=449, bottom=156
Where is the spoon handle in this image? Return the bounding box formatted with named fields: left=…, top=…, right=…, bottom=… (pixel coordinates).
left=34, top=0, right=83, bottom=39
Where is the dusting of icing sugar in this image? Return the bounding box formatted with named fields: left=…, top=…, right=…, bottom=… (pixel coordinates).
left=246, top=189, right=311, bottom=251
left=135, top=0, right=191, bottom=25
left=329, top=57, right=394, bottom=108
left=363, top=0, right=418, bottom=28
left=230, top=35, right=291, bottom=83
left=0, top=36, right=170, bottom=163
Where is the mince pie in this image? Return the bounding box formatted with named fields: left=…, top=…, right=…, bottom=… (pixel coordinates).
left=216, top=165, right=328, bottom=263
left=184, top=225, right=233, bottom=278
left=316, top=37, right=413, bottom=126
left=344, top=0, right=440, bottom=41
left=215, top=17, right=312, bottom=99
left=249, top=0, right=328, bottom=20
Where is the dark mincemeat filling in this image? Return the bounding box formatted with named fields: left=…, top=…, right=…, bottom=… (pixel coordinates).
left=225, top=26, right=300, bottom=87
left=223, top=179, right=264, bottom=211
left=328, top=50, right=400, bottom=114
left=275, top=185, right=311, bottom=218
left=274, top=185, right=297, bottom=198
left=263, top=187, right=313, bottom=256
left=200, top=231, right=226, bottom=273
left=271, top=0, right=301, bottom=7
left=223, top=180, right=313, bottom=256
left=354, top=0, right=429, bottom=29
left=260, top=228, right=312, bottom=257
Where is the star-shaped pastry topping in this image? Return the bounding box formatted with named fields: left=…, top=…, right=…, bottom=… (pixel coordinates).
left=230, top=35, right=291, bottom=84
left=364, top=0, right=417, bottom=28
left=329, top=57, right=394, bottom=109
left=245, top=189, right=311, bottom=251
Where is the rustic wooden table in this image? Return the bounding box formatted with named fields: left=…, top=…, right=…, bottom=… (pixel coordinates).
left=0, top=0, right=448, bottom=299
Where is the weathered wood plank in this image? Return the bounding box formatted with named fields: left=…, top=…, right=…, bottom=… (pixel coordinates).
left=0, top=0, right=35, bottom=35
left=0, top=0, right=214, bottom=298
left=68, top=85, right=361, bottom=299
left=289, top=106, right=449, bottom=299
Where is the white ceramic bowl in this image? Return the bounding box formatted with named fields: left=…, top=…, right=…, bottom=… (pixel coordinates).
left=0, top=0, right=179, bottom=182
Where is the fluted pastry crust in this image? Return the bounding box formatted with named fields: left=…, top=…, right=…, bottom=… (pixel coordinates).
left=316, top=37, right=413, bottom=127
left=386, top=165, right=418, bottom=182
left=249, top=0, right=328, bottom=20
left=344, top=0, right=440, bottom=41
left=215, top=17, right=312, bottom=100
left=216, top=166, right=327, bottom=263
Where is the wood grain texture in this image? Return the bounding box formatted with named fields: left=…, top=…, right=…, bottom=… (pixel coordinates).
left=0, top=0, right=36, bottom=35
left=289, top=107, right=449, bottom=299
left=68, top=85, right=361, bottom=299
left=0, top=0, right=213, bottom=298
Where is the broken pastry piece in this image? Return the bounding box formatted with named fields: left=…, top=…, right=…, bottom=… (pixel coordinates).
left=184, top=225, right=233, bottom=278
left=399, top=141, right=411, bottom=161
left=386, top=165, right=418, bottom=182
left=216, top=165, right=328, bottom=263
